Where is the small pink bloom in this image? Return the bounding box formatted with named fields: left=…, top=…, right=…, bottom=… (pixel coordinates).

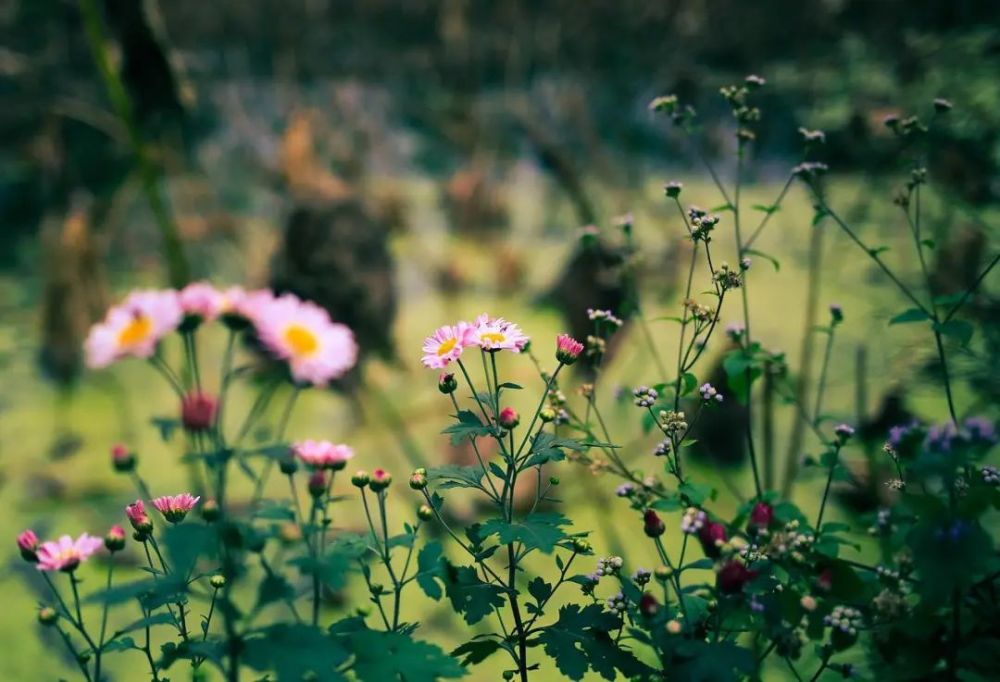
left=370, top=468, right=392, bottom=492
left=498, top=407, right=520, bottom=430
left=126, top=499, right=153, bottom=532
left=85, top=290, right=184, bottom=368
left=292, top=440, right=354, bottom=470
left=253, top=293, right=358, bottom=385
left=421, top=322, right=475, bottom=369
left=181, top=392, right=218, bottom=432
left=179, top=282, right=225, bottom=322
left=555, top=334, right=584, bottom=365
left=152, top=494, right=201, bottom=523
left=17, top=529, right=39, bottom=562
left=472, top=314, right=529, bottom=352
left=36, top=534, right=104, bottom=572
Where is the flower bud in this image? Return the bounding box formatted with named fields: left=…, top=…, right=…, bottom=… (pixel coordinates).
left=308, top=470, right=328, bottom=498
left=639, top=592, right=660, bottom=616
left=717, top=560, right=756, bottom=594
left=125, top=500, right=153, bottom=535
left=549, top=476, right=560, bottom=486
left=111, top=443, right=135, bottom=473
left=498, top=407, right=520, bottom=430
left=800, top=595, right=817, bottom=612
left=748, top=502, right=773, bottom=532
left=200, top=499, right=221, bottom=523
left=209, top=574, right=226, bottom=589
left=572, top=538, right=592, bottom=554
left=643, top=510, right=665, bottom=538
left=369, top=468, right=392, bottom=492
left=555, top=334, right=584, bottom=366
left=37, top=606, right=58, bottom=626
left=539, top=408, right=556, bottom=423
left=16, top=529, right=39, bottom=563
left=834, top=423, right=855, bottom=443
left=503, top=671, right=515, bottom=681
left=278, top=521, right=303, bottom=544
left=698, top=521, right=727, bottom=559
left=655, top=565, right=673, bottom=582
left=666, top=619, right=683, bottom=634
left=181, top=392, right=218, bottom=433
left=438, top=372, right=458, bottom=395
left=417, top=504, right=434, bottom=521
left=409, top=471, right=428, bottom=490
left=829, top=303, right=843, bottom=324
left=104, top=525, right=126, bottom=553
left=279, top=455, right=299, bottom=476
left=369, top=582, right=384, bottom=595
left=352, top=470, right=370, bottom=488
left=664, top=181, right=683, bottom=198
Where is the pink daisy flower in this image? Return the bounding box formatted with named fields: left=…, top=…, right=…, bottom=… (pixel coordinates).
left=179, top=282, right=225, bottom=322
left=555, top=333, right=584, bottom=365
left=85, top=289, right=184, bottom=368
left=421, top=322, right=475, bottom=369
left=472, top=313, right=529, bottom=352
left=152, top=494, right=201, bottom=523
left=292, top=440, right=355, bottom=470
left=36, top=534, right=104, bottom=572
left=253, top=294, right=358, bottom=386
left=219, top=287, right=275, bottom=325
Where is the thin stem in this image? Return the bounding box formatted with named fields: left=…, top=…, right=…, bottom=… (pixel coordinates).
left=943, top=253, right=999, bottom=322
left=934, top=330, right=959, bottom=427
left=812, top=328, right=836, bottom=425
left=815, top=445, right=841, bottom=530
left=95, top=561, right=114, bottom=681
left=742, top=175, right=794, bottom=250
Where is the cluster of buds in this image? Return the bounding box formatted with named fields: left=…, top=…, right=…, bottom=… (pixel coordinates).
left=648, top=94, right=695, bottom=126
left=873, top=588, right=907, bottom=620
left=592, top=555, right=624, bottom=580
left=606, top=591, right=628, bottom=615
left=632, top=386, right=658, bottom=408
left=824, top=605, right=863, bottom=648
left=653, top=439, right=672, bottom=458
left=792, top=161, right=829, bottom=180
left=585, top=335, right=606, bottom=363
left=713, top=262, right=743, bottom=291
left=884, top=114, right=927, bottom=138
left=798, top=127, right=826, bottom=145
left=691, top=213, right=721, bottom=242
left=867, top=508, right=895, bottom=537
left=681, top=507, right=706, bottom=534
left=699, top=383, right=723, bottom=403
left=684, top=299, right=714, bottom=323
left=766, top=520, right=814, bottom=563
left=659, top=410, right=688, bottom=437
left=587, top=308, right=623, bottom=330
left=981, top=465, right=1000, bottom=486
left=632, top=567, right=652, bottom=586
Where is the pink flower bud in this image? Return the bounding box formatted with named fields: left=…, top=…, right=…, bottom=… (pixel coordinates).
left=369, top=468, right=392, bottom=492
left=748, top=502, right=773, bottom=531
left=111, top=443, right=135, bottom=473
left=308, top=470, right=328, bottom=497
left=717, top=560, right=756, bottom=594
left=17, top=529, right=39, bottom=563
left=104, top=525, right=126, bottom=552
left=125, top=500, right=153, bottom=534
left=181, top=392, right=218, bottom=433
left=498, top=407, right=520, bottom=430
left=639, top=592, right=660, bottom=616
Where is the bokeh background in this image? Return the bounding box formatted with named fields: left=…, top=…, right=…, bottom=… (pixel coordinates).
left=1, top=0, right=998, bottom=678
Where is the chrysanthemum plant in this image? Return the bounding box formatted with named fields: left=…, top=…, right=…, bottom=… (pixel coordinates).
left=15, top=77, right=1000, bottom=682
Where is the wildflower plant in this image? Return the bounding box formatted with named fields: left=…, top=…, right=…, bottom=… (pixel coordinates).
left=13, top=76, right=1000, bottom=682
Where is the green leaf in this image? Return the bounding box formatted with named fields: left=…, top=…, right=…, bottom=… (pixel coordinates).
left=256, top=571, right=295, bottom=609
left=440, top=561, right=506, bottom=625
left=100, top=637, right=137, bottom=653
left=162, top=523, right=214, bottom=576
left=415, top=541, right=445, bottom=601
left=888, top=308, right=931, bottom=325
left=751, top=203, right=781, bottom=215
left=934, top=319, right=974, bottom=346
left=680, top=372, right=698, bottom=397
left=243, top=624, right=349, bottom=681
left=452, top=637, right=502, bottom=666
left=527, top=576, right=553, bottom=608
left=342, top=627, right=466, bottom=681
left=679, top=481, right=717, bottom=506
left=538, top=604, right=651, bottom=680
left=426, top=464, right=485, bottom=491
left=150, top=417, right=181, bottom=442
left=480, top=513, right=570, bottom=554
left=744, top=248, right=781, bottom=272
left=442, top=410, right=493, bottom=445
left=292, top=532, right=372, bottom=590
left=521, top=433, right=607, bottom=469
left=114, top=612, right=175, bottom=637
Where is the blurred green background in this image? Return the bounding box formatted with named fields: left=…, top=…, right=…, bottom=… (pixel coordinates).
left=1, top=1, right=998, bottom=679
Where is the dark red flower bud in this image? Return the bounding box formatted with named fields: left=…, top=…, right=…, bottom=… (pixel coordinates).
left=498, top=407, right=520, bottom=430
left=717, top=560, right=756, bottom=594
left=639, top=592, right=660, bottom=616
left=181, top=392, right=218, bottom=433
left=698, top=521, right=727, bottom=558
left=748, top=502, right=773, bottom=531
left=643, top=509, right=665, bottom=537
left=816, top=567, right=833, bottom=592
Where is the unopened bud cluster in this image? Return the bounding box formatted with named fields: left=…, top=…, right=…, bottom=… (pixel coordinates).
left=699, top=383, right=723, bottom=403
left=632, top=386, right=658, bottom=408
left=659, top=410, right=688, bottom=436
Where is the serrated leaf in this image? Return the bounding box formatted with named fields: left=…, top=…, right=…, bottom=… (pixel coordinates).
left=480, top=513, right=570, bottom=554
left=452, top=638, right=502, bottom=666
left=426, top=464, right=485, bottom=491
left=342, top=627, right=466, bottom=681
left=442, top=410, right=493, bottom=445
left=538, top=604, right=650, bottom=680
left=243, top=624, right=349, bottom=680
left=415, top=541, right=444, bottom=601
left=440, top=561, right=506, bottom=625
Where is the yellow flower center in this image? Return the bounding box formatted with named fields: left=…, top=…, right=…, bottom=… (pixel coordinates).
left=480, top=332, right=506, bottom=345
left=436, top=337, right=458, bottom=356
left=284, top=324, right=319, bottom=356
left=118, top=315, right=152, bottom=347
